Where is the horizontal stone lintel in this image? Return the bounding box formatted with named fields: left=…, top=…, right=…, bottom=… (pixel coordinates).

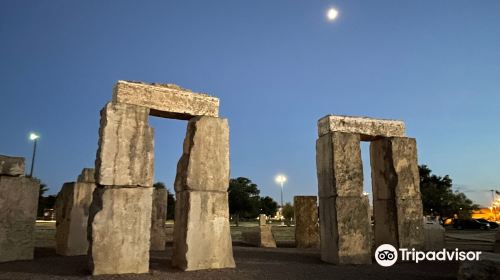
left=317, top=115, right=406, bottom=140
left=113, top=80, right=219, bottom=120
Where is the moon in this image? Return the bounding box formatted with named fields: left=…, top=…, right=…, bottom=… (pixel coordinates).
left=327, top=8, right=339, bottom=21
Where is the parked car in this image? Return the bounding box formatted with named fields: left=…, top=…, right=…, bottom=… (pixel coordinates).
left=474, top=219, right=499, bottom=229
left=452, top=219, right=490, bottom=230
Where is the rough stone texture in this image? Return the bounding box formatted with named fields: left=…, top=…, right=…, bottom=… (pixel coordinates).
left=113, top=80, right=219, bottom=120
left=0, top=155, right=25, bottom=176
left=172, top=190, right=235, bottom=271
left=150, top=188, right=167, bottom=251
left=77, top=168, right=95, bottom=183
left=259, top=214, right=266, bottom=226
left=370, top=137, right=424, bottom=249
left=88, top=187, right=153, bottom=275
left=316, top=132, right=364, bottom=198
left=95, top=102, right=154, bottom=187
left=294, top=196, right=320, bottom=249
left=55, top=182, right=96, bottom=256
left=0, top=176, right=39, bottom=262
left=457, top=252, right=500, bottom=280
left=259, top=225, right=277, bottom=248
left=319, top=196, right=372, bottom=264
left=423, top=222, right=445, bottom=251
left=317, top=115, right=406, bottom=140
left=494, top=231, right=500, bottom=253
left=174, top=116, right=229, bottom=193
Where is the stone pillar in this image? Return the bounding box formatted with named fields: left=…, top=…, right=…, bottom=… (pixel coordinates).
left=150, top=187, right=168, bottom=251
left=259, top=214, right=267, bottom=226
left=172, top=116, right=235, bottom=271
left=316, top=132, right=372, bottom=264
left=0, top=156, right=40, bottom=262
left=55, top=180, right=96, bottom=256
left=88, top=102, right=154, bottom=275
left=370, top=137, right=424, bottom=250
left=294, top=196, right=320, bottom=248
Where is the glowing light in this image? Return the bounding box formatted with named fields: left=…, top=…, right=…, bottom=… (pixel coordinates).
left=327, top=8, right=339, bottom=21
left=275, top=174, right=287, bottom=185
left=29, top=133, right=39, bottom=141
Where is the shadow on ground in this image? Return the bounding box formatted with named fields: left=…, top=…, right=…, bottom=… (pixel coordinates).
left=0, top=245, right=459, bottom=280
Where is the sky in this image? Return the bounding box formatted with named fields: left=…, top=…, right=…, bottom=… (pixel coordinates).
left=1, top=1, right=499, bottom=206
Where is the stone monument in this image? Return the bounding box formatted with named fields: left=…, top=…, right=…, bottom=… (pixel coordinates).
left=316, top=115, right=424, bottom=264
left=88, top=81, right=234, bottom=275
left=55, top=168, right=96, bottom=256
left=294, top=196, right=320, bottom=248
left=0, top=155, right=40, bottom=263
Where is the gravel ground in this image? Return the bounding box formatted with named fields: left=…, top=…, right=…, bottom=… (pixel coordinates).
left=0, top=244, right=459, bottom=280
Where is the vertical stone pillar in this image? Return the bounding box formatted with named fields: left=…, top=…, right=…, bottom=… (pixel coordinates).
left=316, top=132, right=371, bottom=264
left=55, top=177, right=96, bottom=256
left=370, top=137, right=424, bottom=250
left=294, top=196, right=320, bottom=249
left=88, top=102, right=154, bottom=275
left=150, top=187, right=168, bottom=251
left=0, top=156, right=40, bottom=262
left=172, top=116, right=235, bottom=271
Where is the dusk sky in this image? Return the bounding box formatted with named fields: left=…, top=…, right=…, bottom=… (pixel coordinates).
left=1, top=1, right=499, bottom=206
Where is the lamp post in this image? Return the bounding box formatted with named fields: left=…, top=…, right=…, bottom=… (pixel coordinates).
left=275, top=174, right=287, bottom=223
left=29, top=132, right=40, bottom=177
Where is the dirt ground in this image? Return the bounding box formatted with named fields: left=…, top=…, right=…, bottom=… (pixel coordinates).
left=0, top=221, right=465, bottom=279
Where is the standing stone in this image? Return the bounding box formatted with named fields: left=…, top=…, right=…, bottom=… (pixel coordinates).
left=88, top=187, right=153, bottom=275
left=0, top=155, right=25, bottom=176
left=259, top=225, right=277, bottom=248
left=0, top=175, right=39, bottom=262
left=259, top=214, right=267, bottom=226
left=95, top=102, right=154, bottom=187
left=150, top=188, right=167, bottom=251
left=173, top=116, right=235, bottom=271
left=370, top=137, right=424, bottom=249
left=294, top=196, right=320, bottom=249
left=77, top=168, right=95, bottom=183
left=423, top=221, right=445, bottom=251
left=55, top=182, right=95, bottom=256
left=316, top=132, right=371, bottom=264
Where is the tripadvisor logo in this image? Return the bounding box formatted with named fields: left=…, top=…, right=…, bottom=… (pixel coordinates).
left=375, top=244, right=482, bottom=267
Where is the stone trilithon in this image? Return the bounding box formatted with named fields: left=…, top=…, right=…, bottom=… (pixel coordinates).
left=315, top=115, right=424, bottom=265
left=88, top=81, right=234, bottom=275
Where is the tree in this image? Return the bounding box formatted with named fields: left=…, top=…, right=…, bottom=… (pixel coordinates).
left=153, top=182, right=166, bottom=189
left=228, top=177, right=260, bottom=226
left=419, top=165, right=478, bottom=217
left=259, top=196, right=278, bottom=217
left=282, top=203, right=294, bottom=226
left=37, top=183, right=54, bottom=217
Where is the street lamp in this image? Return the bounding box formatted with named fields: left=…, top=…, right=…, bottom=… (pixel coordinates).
left=275, top=174, right=287, bottom=209
left=29, top=132, right=40, bottom=177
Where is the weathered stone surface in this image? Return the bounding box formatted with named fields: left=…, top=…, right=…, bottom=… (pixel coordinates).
left=396, top=198, right=424, bottom=249
left=95, top=102, right=154, bottom=187
left=318, top=115, right=406, bottom=140
left=319, top=196, right=371, bottom=264
left=113, top=80, right=219, bottom=120
left=0, top=176, right=39, bottom=262
left=77, top=168, right=95, bottom=183
left=88, top=187, right=153, bottom=275
left=370, top=137, right=424, bottom=249
left=316, top=132, right=363, bottom=198
left=294, top=196, right=320, bottom=248
left=259, top=225, right=277, bottom=248
left=55, top=182, right=96, bottom=256
left=172, top=191, right=235, bottom=271
left=174, top=116, right=229, bottom=193
left=458, top=252, right=500, bottom=280
left=150, top=188, right=167, bottom=251
left=423, top=221, right=445, bottom=251
left=0, top=155, right=25, bottom=176
left=370, top=137, right=421, bottom=200
left=259, top=214, right=267, bottom=226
